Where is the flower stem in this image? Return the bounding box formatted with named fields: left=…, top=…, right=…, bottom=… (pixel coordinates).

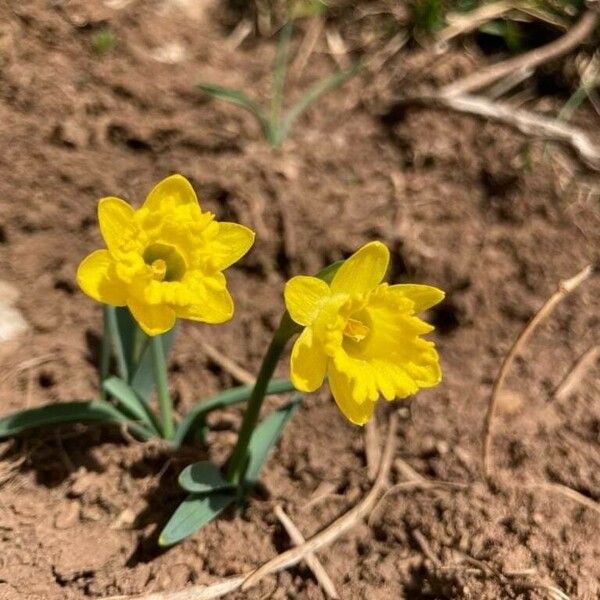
left=99, top=305, right=112, bottom=401
left=226, top=315, right=298, bottom=484
left=150, top=335, right=174, bottom=440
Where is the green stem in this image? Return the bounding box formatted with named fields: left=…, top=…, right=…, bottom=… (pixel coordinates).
left=173, top=378, right=296, bottom=448
left=151, top=335, right=174, bottom=440
left=226, top=315, right=298, bottom=484
left=100, top=305, right=112, bottom=401
left=105, top=305, right=129, bottom=381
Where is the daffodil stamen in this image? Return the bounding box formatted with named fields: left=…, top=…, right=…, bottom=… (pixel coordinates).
left=344, top=317, right=369, bottom=342
left=151, top=259, right=167, bottom=281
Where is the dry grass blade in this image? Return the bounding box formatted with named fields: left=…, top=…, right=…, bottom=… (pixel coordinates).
left=274, top=505, right=339, bottom=599
left=418, top=94, right=600, bottom=169
left=199, top=340, right=255, bottom=385
left=412, top=529, right=442, bottom=568
left=292, top=17, right=324, bottom=74
left=364, top=417, right=380, bottom=481
left=240, top=412, right=399, bottom=590
left=525, top=481, right=600, bottom=517
left=553, top=344, right=599, bottom=401
left=482, top=264, right=593, bottom=479
left=437, top=0, right=515, bottom=46
left=105, top=576, right=246, bottom=600
left=441, top=10, right=598, bottom=97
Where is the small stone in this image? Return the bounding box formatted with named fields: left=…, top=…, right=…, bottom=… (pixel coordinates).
left=0, top=280, right=28, bottom=343
left=54, top=502, right=80, bottom=530
left=110, top=507, right=136, bottom=530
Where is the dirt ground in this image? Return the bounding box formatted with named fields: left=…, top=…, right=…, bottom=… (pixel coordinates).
left=0, top=1, right=599, bottom=599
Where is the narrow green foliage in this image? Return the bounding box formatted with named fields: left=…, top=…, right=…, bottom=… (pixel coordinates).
left=479, top=20, right=523, bottom=52
left=103, top=377, right=160, bottom=435
left=131, top=327, right=177, bottom=404
left=0, top=400, right=154, bottom=441
left=173, top=377, right=296, bottom=448
left=159, top=492, right=235, bottom=546
left=411, top=0, right=446, bottom=35
left=243, top=395, right=301, bottom=485
left=92, top=29, right=116, bottom=55
left=163, top=397, right=301, bottom=544
left=290, top=0, right=328, bottom=18
left=197, top=84, right=272, bottom=139
left=178, top=461, right=233, bottom=493
left=198, top=21, right=361, bottom=147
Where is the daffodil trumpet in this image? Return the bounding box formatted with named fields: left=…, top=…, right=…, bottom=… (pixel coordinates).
left=284, top=241, right=444, bottom=425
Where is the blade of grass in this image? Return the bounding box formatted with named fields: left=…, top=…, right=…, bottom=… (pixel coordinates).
left=271, top=20, right=294, bottom=134
left=0, top=400, right=154, bottom=441
left=103, top=376, right=161, bottom=436
left=197, top=84, right=272, bottom=139
left=276, top=62, right=362, bottom=145
left=173, top=378, right=296, bottom=448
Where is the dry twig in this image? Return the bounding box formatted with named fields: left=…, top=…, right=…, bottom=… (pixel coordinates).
left=412, top=529, right=442, bottom=568
left=525, top=481, right=600, bottom=517
left=199, top=340, right=255, bottom=385
left=553, top=344, right=599, bottom=401
left=482, top=264, right=593, bottom=479
left=437, top=0, right=516, bottom=46
left=441, top=10, right=598, bottom=97
left=274, top=505, right=339, bottom=598
left=364, top=417, right=381, bottom=481
left=412, top=94, right=600, bottom=169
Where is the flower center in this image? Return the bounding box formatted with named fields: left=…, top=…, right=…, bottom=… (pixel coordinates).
left=143, top=243, right=186, bottom=282
left=344, top=317, right=370, bottom=342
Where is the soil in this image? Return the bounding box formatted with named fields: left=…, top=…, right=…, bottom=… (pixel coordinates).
left=1, top=1, right=599, bottom=599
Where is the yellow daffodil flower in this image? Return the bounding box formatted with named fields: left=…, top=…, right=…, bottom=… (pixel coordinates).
left=284, top=241, right=444, bottom=425
left=77, top=174, right=255, bottom=336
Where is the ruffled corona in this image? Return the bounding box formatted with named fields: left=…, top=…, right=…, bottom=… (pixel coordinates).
left=284, top=242, right=444, bottom=425
left=77, top=174, right=255, bottom=336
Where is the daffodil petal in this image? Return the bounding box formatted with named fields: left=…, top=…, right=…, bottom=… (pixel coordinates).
left=98, top=197, right=136, bottom=253
left=127, top=300, right=176, bottom=336
left=389, top=284, right=445, bottom=312
left=77, top=249, right=127, bottom=306
left=328, top=366, right=376, bottom=426
left=143, top=174, right=199, bottom=213
left=284, top=276, right=331, bottom=326
left=208, top=222, right=255, bottom=270
left=331, top=241, right=389, bottom=295
left=290, top=327, right=327, bottom=392
left=176, top=277, right=234, bottom=324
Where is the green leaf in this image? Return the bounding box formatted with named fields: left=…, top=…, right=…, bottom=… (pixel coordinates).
left=276, top=62, right=362, bottom=145
left=105, top=305, right=130, bottom=381
left=315, top=260, right=344, bottom=284
left=197, top=84, right=272, bottom=139
left=114, top=306, right=139, bottom=373
left=178, top=461, right=233, bottom=493
left=173, top=378, right=296, bottom=448
left=0, top=400, right=154, bottom=441
left=130, top=327, right=177, bottom=403
left=244, top=395, right=302, bottom=485
left=103, top=377, right=160, bottom=435
left=159, top=492, right=235, bottom=546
